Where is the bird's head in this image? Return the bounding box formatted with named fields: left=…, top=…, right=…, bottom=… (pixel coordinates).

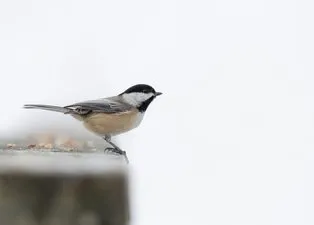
left=119, top=84, right=162, bottom=112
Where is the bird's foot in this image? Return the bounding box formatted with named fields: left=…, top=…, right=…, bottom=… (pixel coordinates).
left=104, top=147, right=125, bottom=155
left=104, top=147, right=129, bottom=164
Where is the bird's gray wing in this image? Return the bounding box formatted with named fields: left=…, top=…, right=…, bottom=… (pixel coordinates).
left=65, top=97, right=132, bottom=115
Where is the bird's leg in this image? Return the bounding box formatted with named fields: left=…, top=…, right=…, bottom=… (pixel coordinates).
left=103, top=136, right=129, bottom=163
left=104, top=136, right=116, bottom=154
left=104, top=135, right=111, bottom=144
left=103, top=135, right=111, bottom=153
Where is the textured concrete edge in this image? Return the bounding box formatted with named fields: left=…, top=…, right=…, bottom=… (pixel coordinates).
left=0, top=150, right=129, bottom=176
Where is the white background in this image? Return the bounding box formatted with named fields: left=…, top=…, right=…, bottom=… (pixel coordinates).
left=1, top=0, right=314, bottom=224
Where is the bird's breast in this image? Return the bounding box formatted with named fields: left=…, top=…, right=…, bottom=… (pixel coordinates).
left=83, top=110, right=144, bottom=136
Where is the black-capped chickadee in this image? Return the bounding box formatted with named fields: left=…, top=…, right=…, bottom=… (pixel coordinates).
left=23, top=84, right=162, bottom=163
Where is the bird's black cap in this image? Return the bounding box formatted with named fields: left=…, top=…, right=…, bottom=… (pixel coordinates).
left=120, top=84, right=156, bottom=95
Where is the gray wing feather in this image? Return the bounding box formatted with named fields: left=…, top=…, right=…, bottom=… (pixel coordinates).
left=65, top=97, right=131, bottom=114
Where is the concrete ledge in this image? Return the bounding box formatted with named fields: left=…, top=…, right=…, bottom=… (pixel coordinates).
left=0, top=150, right=129, bottom=225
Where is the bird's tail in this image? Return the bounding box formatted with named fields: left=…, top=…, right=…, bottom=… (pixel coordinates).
left=23, top=104, right=71, bottom=114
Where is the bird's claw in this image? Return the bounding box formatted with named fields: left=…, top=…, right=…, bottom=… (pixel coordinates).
left=104, top=147, right=129, bottom=163
left=104, top=147, right=126, bottom=155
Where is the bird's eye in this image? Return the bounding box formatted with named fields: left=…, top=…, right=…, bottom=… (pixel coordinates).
left=143, top=90, right=149, bottom=93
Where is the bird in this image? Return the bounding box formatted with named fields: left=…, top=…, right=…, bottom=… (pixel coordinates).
left=23, top=84, right=162, bottom=163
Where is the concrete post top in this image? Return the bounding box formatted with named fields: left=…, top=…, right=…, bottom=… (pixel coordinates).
left=0, top=150, right=127, bottom=176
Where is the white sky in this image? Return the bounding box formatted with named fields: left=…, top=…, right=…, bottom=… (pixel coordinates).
left=1, top=0, right=314, bottom=224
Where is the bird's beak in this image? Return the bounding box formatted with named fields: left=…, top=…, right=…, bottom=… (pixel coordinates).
left=155, top=92, right=163, bottom=97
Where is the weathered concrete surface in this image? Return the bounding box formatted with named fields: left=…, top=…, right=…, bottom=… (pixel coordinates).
left=0, top=150, right=129, bottom=225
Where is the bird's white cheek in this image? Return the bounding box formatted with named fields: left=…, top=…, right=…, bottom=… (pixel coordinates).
left=136, top=93, right=154, bottom=102
left=122, top=93, right=154, bottom=106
